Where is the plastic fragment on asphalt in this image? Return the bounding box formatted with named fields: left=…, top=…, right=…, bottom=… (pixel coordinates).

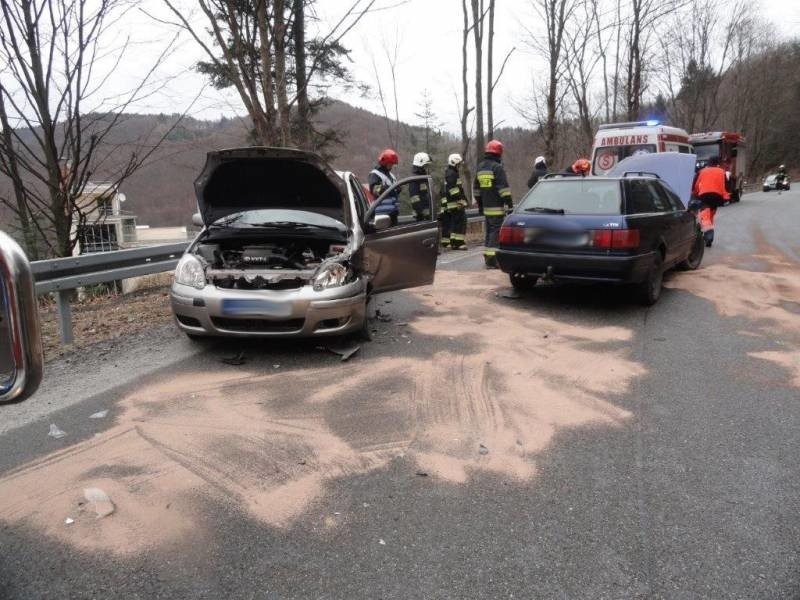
left=221, top=350, right=247, bottom=366
left=378, top=539, right=386, bottom=545
left=327, top=344, right=361, bottom=362
left=498, top=289, right=521, bottom=299
left=89, top=410, right=109, bottom=419
left=479, top=444, right=489, bottom=455
left=65, top=518, right=74, bottom=525
left=415, top=471, right=429, bottom=477
left=48, top=424, right=66, bottom=439
left=83, top=487, right=115, bottom=519
left=375, top=309, right=392, bottom=322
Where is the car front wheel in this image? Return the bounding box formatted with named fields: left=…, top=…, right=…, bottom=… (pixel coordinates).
left=510, top=272, right=539, bottom=291
left=638, top=254, right=663, bottom=306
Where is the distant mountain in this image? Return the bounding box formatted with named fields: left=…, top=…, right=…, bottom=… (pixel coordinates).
left=1, top=100, right=545, bottom=230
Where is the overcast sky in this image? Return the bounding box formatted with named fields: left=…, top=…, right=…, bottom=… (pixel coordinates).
left=114, top=0, right=799, bottom=135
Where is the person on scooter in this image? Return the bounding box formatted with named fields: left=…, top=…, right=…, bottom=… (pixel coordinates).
left=692, top=155, right=729, bottom=247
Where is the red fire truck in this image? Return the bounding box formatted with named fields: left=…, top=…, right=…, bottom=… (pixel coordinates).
left=689, top=132, right=747, bottom=202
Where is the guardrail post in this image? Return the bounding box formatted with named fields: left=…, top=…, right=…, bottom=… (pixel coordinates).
left=55, top=289, right=73, bottom=345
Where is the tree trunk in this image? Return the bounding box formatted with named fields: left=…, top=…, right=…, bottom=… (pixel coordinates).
left=486, top=0, right=495, bottom=138
left=272, top=0, right=292, bottom=145
left=471, top=0, right=485, bottom=160
left=460, top=0, right=474, bottom=201
left=293, top=0, right=311, bottom=148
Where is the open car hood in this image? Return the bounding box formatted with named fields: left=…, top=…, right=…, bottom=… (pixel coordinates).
left=195, top=147, right=348, bottom=226
left=609, top=153, right=697, bottom=208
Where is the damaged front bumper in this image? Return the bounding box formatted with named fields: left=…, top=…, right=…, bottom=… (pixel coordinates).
left=170, top=277, right=367, bottom=338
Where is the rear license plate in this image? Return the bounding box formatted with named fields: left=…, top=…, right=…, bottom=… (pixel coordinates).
left=220, top=299, right=293, bottom=318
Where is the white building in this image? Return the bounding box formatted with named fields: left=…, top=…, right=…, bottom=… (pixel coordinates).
left=73, top=183, right=137, bottom=254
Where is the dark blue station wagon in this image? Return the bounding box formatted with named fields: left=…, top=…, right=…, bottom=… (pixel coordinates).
left=495, top=174, right=705, bottom=305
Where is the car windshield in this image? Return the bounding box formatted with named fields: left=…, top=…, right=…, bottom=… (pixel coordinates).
left=694, top=144, right=720, bottom=160
left=765, top=175, right=778, bottom=183
left=518, top=180, right=622, bottom=215
left=211, top=209, right=346, bottom=232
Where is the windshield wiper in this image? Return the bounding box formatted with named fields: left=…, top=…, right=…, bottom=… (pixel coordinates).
left=524, top=206, right=565, bottom=214
left=209, top=214, right=246, bottom=227
left=249, top=221, right=341, bottom=232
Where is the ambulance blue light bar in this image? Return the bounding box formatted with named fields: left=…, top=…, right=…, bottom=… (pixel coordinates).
left=598, top=120, right=662, bottom=130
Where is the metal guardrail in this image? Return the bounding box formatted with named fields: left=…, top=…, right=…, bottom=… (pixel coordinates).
left=32, top=210, right=485, bottom=346
left=32, top=242, right=189, bottom=344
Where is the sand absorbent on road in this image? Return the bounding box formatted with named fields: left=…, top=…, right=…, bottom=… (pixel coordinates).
left=2, top=270, right=654, bottom=554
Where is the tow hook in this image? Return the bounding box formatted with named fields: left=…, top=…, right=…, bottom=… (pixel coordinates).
left=541, top=266, right=555, bottom=284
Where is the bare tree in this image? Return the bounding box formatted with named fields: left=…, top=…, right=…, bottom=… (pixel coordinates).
left=163, top=0, right=377, bottom=148
left=526, top=0, right=577, bottom=163
left=564, top=0, right=603, bottom=150
left=459, top=0, right=475, bottom=198
left=0, top=0, right=183, bottom=257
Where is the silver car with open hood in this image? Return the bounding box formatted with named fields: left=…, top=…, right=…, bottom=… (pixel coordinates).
left=170, top=147, right=440, bottom=338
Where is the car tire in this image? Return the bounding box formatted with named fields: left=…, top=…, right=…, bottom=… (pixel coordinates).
left=762, top=187, right=769, bottom=192
left=638, top=254, right=663, bottom=306
left=678, top=229, right=705, bottom=271
left=510, top=272, right=538, bottom=291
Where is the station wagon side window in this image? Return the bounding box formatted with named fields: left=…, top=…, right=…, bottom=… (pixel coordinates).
left=658, top=183, right=686, bottom=211
left=627, top=179, right=669, bottom=214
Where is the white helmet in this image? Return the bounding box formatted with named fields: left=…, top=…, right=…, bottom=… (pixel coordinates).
left=779, top=164, right=785, bottom=169
left=413, top=152, right=432, bottom=168
left=534, top=155, right=546, bottom=167
left=448, top=153, right=463, bottom=167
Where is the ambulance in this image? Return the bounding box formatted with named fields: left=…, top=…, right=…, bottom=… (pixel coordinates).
left=591, top=121, right=693, bottom=176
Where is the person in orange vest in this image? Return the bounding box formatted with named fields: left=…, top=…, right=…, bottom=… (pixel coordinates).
left=692, top=156, right=729, bottom=247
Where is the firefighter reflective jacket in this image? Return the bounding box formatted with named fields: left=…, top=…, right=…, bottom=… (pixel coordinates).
left=409, top=165, right=431, bottom=217
left=473, top=154, right=512, bottom=217
left=442, top=165, right=467, bottom=210
left=693, top=166, right=730, bottom=200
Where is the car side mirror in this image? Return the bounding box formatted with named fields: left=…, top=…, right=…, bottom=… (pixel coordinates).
left=191, top=212, right=204, bottom=227
left=0, top=231, right=43, bottom=403
left=370, top=214, right=392, bottom=231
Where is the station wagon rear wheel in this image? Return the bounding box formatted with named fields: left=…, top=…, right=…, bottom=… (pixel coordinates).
left=638, top=254, right=663, bottom=306
left=510, top=272, right=539, bottom=291
left=679, top=229, right=705, bottom=271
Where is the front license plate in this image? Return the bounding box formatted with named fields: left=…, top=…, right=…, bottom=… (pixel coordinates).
left=220, top=299, right=293, bottom=318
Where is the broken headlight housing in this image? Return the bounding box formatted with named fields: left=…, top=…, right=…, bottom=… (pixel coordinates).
left=174, top=254, right=206, bottom=289
left=313, top=261, right=352, bottom=291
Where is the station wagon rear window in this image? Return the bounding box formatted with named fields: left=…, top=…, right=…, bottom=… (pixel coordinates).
left=518, top=180, right=622, bottom=215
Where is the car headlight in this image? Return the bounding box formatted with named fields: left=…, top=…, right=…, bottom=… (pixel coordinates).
left=174, top=254, right=206, bottom=289
left=313, top=261, right=351, bottom=290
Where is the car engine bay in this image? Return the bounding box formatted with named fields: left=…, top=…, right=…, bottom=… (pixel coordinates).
left=195, top=236, right=349, bottom=290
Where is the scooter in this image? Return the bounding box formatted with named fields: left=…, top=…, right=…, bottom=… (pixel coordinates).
left=776, top=174, right=791, bottom=192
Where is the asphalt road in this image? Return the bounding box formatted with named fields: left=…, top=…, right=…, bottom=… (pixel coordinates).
left=1, top=189, right=799, bottom=599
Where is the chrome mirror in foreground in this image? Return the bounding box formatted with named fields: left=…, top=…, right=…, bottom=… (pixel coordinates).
left=0, top=230, right=42, bottom=403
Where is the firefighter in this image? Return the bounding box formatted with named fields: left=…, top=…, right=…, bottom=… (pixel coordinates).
left=409, top=152, right=433, bottom=221
left=474, top=139, right=512, bottom=268
left=563, top=158, right=591, bottom=177
left=369, top=148, right=400, bottom=225
left=527, top=155, right=548, bottom=188
left=443, top=153, right=468, bottom=250
left=692, top=155, right=729, bottom=247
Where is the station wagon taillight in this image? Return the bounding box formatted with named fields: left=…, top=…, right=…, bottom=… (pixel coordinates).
left=499, top=225, right=524, bottom=244
left=590, top=229, right=640, bottom=249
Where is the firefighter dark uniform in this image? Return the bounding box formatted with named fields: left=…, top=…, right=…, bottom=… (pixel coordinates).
left=692, top=157, right=729, bottom=247
left=439, top=192, right=452, bottom=247
left=409, top=165, right=432, bottom=221
left=443, top=164, right=468, bottom=249
left=474, top=140, right=512, bottom=267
